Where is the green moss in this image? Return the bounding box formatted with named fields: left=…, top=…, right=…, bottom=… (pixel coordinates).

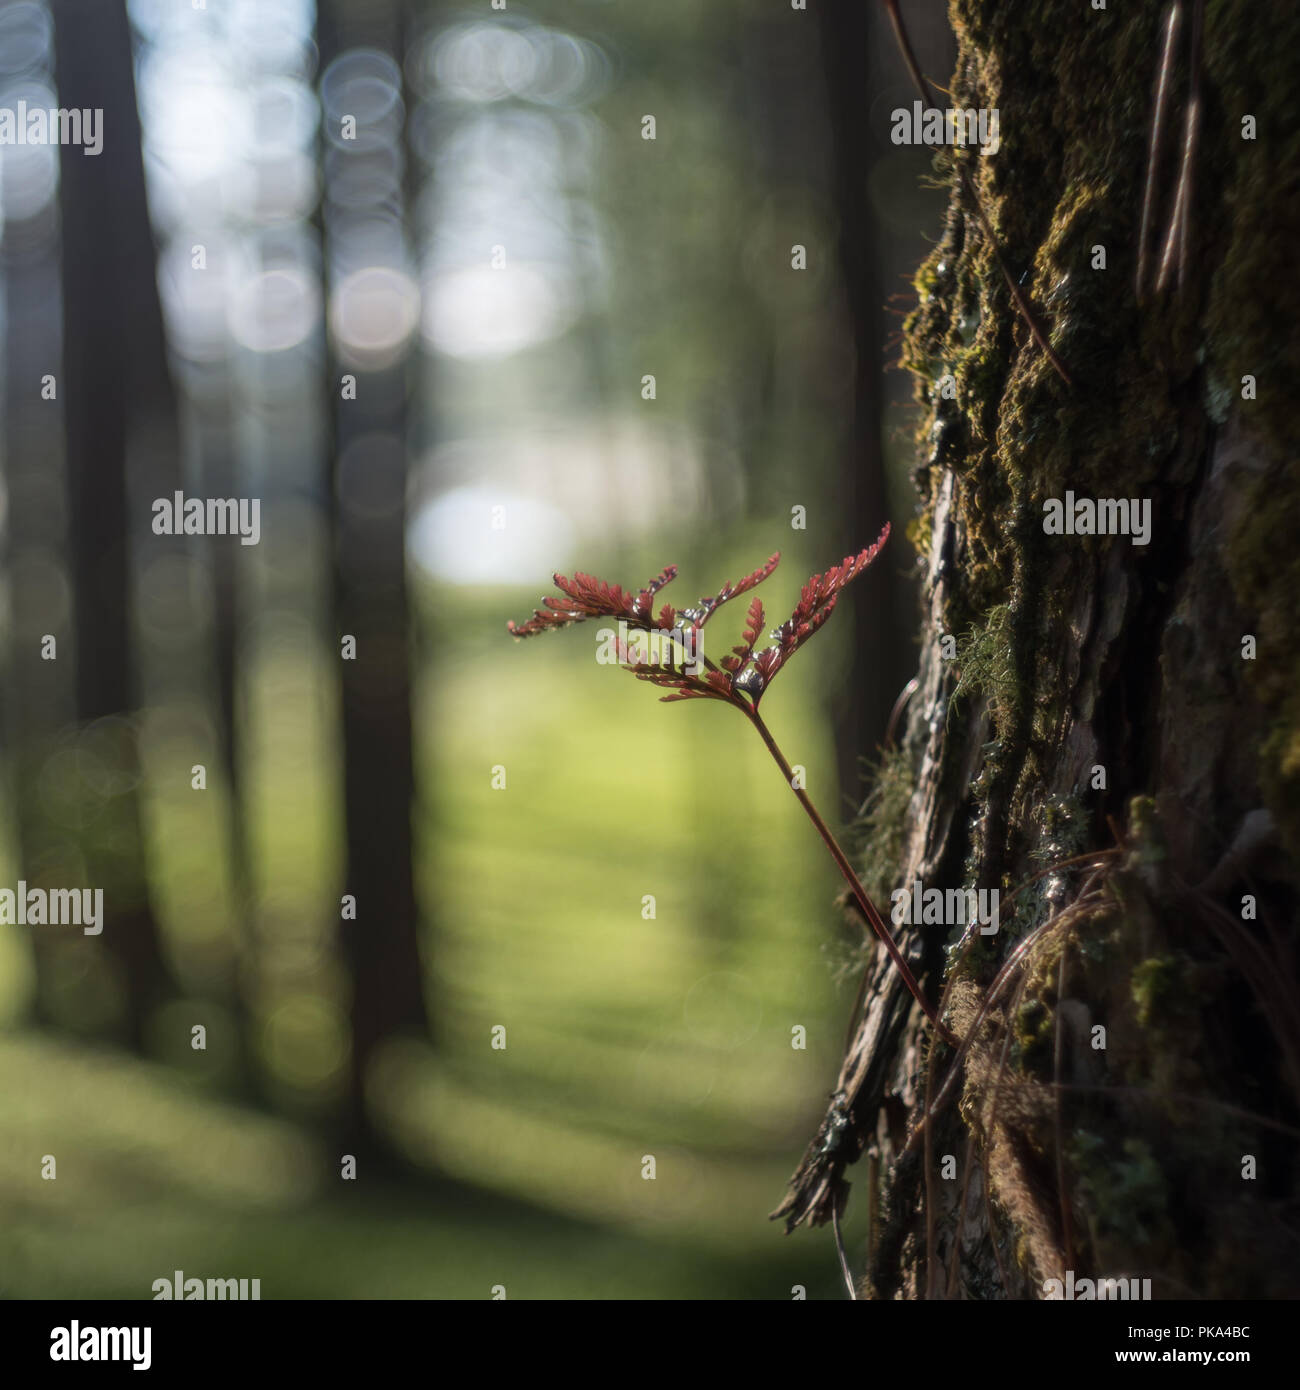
left=902, top=1, right=1207, bottom=617
left=850, top=744, right=917, bottom=911
left=1123, top=794, right=1167, bottom=877
left=1132, top=955, right=1184, bottom=1029
left=949, top=602, right=1015, bottom=725
left=1131, top=951, right=1221, bottom=1079
left=1070, top=1132, right=1172, bottom=1249
left=1034, top=792, right=1089, bottom=861
left=1013, top=996, right=1054, bottom=1073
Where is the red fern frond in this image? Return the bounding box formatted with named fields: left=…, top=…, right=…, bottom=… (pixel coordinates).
left=685, top=552, right=780, bottom=629
left=627, top=664, right=730, bottom=703
left=750, top=525, right=890, bottom=704
left=722, top=596, right=766, bottom=673
left=508, top=533, right=885, bottom=711
left=631, top=566, right=678, bottom=623
left=507, top=564, right=680, bottom=638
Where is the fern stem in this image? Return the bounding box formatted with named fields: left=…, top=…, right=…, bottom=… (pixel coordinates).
left=745, top=704, right=957, bottom=1047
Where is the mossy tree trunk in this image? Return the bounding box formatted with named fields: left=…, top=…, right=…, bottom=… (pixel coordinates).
left=777, top=0, right=1300, bottom=1300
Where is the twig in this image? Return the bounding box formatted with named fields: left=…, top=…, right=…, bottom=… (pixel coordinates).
left=884, top=675, right=919, bottom=749
left=831, top=1188, right=858, bottom=1299
left=1137, top=3, right=1182, bottom=300
left=1052, top=944, right=1076, bottom=1274
left=1150, top=0, right=1204, bottom=298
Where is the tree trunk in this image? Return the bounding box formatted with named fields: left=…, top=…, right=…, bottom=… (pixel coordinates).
left=777, top=0, right=1300, bottom=1301
left=817, top=0, right=912, bottom=779
left=317, top=0, right=429, bottom=1160
left=51, top=0, right=178, bottom=1049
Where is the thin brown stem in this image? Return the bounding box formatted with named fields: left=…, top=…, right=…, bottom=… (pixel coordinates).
left=884, top=675, right=919, bottom=749
left=1138, top=2, right=1182, bottom=301
left=744, top=703, right=957, bottom=1047
left=831, top=1189, right=858, bottom=1300
left=1178, top=0, right=1205, bottom=292
left=923, top=1068, right=937, bottom=1298
left=1052, top=944, right=1076, bottom=1274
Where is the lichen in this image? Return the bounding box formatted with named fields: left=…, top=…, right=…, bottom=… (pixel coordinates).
left=948, top=602, right=1014, bottom=722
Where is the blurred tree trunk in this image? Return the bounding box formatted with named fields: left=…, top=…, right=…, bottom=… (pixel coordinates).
left=816, top=0, right=906, bottom=782
left=192, top=392, right=258, bottom=1089
left=1, top=94, right=74, bottom=1035
left=51, top=0, right=177, bottom=1050
left=318, top=0, right=429, bottom=1160
left=778, top=0, right=1300, bottom=1300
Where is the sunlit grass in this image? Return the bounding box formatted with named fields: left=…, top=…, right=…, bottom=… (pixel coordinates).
left=411, top=549, right=861, bottom=1230
left=0, top=537, right=871, bottom=1295
left=0, top=1034, right=847, bottom=1299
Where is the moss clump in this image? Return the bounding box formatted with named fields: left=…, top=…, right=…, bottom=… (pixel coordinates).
left=1070, top=1133, right=1172, bottom=1250
left=849, top=744, right=917, bottom=912
left=1013, top=996, right=1054, bottom=1074
left=949, top=602, right=1015, bottom=726
left=1128, top=952, right=1218, bottom=1098
left=1131, top=954, right=1182, bottom=1028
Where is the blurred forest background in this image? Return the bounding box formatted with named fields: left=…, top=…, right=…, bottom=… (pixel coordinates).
left=0, top=0, right=954, bottom=1297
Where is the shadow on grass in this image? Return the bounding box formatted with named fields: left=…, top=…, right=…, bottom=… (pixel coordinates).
left=0, top=1031, right=845, bottom=1299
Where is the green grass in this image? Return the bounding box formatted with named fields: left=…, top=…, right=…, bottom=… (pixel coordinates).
left=0, top=1032, right=853, bottom=1299
left=0, top=547, right=873, bottom=1297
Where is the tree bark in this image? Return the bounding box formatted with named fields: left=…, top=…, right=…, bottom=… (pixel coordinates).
left=777, top=0, right=1300, bottom=1301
